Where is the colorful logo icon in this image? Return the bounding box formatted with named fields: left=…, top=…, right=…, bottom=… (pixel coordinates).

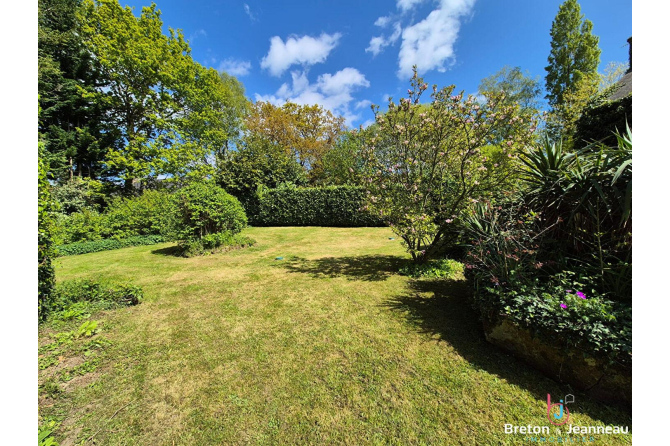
left=546, top=394, right=571, bottom=426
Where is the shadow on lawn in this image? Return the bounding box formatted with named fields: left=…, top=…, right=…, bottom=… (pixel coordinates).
left=279, top=255, right=408, bottom=282
left=384, top=278, right=633, bottom=424
left=151, top=245, right=183, bottom=257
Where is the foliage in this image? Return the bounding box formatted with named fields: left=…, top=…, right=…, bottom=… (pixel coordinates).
left=180, top=232, right=256, bottom=257
left=599, top=61, right=627, bottom=92
left=42, top=279, right=142, bottom=320
left=38, top=420, right=60, bottom=446
left=398, top=258, right=463, bottom=279
left=544, top=0, right=601, bottom=108
left=317, top=129, right=368, bottom=186
left=478, top=66, right=542, bottom=117
left=245, top=101, right=346, bottom=182
left=361, top=68, right=537, bottom=263
left=39, top=0, right=116, bottom=182
left=76, top=320, right=100, bottom=338
left=57, top=235, right=165, bottom=256
left=80, top=0, right=245, bottom=188
left=53, top=208, right=107, bottom=244
left=250, top=185, right=384, bottom=227
left=462, top=129, right=632, bottom=364
left=51, top=177, right=107, bottom=214
left=105, top=189, right=176, bottom=238
left=53, top=189, right=176, bottom=244
left=473, top=272, right=631, bottom=364
left=545, top=72, right=599, bottom=145
left=520, top=131, right=632, bottom=294
left=574, top=93, right=631, bottom=149
left=218, top=134, right=308, bottom=198
left=39, top=154, right=57, bottom=321
left=172, top=182, right=248, bottom=248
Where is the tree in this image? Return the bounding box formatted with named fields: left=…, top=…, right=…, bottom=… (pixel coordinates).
left=545, top=0, right=601, bottom=109
left=39, top=0, right=117, bottom=181
left=217, top=135, right=307, bottom=198
left=545, top=71, right=599, bottom=145
left=38, top=150, right=57, bottom=320
left=599, top=61, right=627, bottom=92
left=478, top=66, right=542, bottom=116
left=317, top=129, right=369, bottom=185
left=80, top=0, right=244, bottom=189
left=362, top=69, right=537, bottom=263
left=245, top=101, right=346, bottom=182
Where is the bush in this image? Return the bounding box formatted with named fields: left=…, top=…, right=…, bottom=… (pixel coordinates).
left=399, top=258, right=463, bottom=279
left=471, top=272, right=631, bottom=365
left=462, top=130, right=632, bottom=364
left=52, top=189, right=176, bottom=244
left=53, top=208, right=107, bottom=244
left=574, top=93, right=631, bottom=148
left=172, top=182, right=248, bottom=254
left=180, top=231, right=256, bottom=257
left=105, top=189, right=175, bottom=239
left=57, top=235, right=164, bottom=256
left=51, top=177, right=107, bottom=215
left=250, top=185, right=384, bottom=227
left=43, top=279, right=143, bottom=321
left=39, top=156, right=57, bottom=321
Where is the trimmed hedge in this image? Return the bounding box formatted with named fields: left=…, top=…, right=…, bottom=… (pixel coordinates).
left=248, top=185, right=385, bottom=227
left=57, top=235, right=165, bottom=257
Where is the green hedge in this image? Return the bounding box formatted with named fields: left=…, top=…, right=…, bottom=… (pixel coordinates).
left=248, top=186, right=384, bottom=227
left=57, top=235, right=165, bottom=256
left=575, top=94, right=632, bottom=148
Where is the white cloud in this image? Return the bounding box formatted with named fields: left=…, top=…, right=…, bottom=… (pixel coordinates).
left=397, top=0, right=476, bottom=79
left=218, top=58, right=252, bottom=77
left=243, top=4, right=256, bottom=21
left=397, top=0, right=428, bottom=11
left=260, top=33, right=342, bottom=77
left=366, top=22, right=402, bottom=57
left=355, top=100, right=372, bottom=110
left=375, top=16, right=391, bottom=27
left=255, top=68, right=370, bottom=125
left=189, top=29, right=207, bottom=42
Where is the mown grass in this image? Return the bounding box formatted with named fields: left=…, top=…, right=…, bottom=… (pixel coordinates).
left=42, top=226, right=632, bottom=445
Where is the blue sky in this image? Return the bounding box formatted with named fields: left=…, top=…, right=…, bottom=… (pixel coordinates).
left=118, top=0, right=632, bottom=127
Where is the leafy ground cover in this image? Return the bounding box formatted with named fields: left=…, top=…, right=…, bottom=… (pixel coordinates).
left=42, top=227, right=631, bottom=445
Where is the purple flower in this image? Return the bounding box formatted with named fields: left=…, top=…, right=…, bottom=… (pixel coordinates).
left=576, top=291, right=586, bottom=299
left=560, top=303, right=568, bottom=309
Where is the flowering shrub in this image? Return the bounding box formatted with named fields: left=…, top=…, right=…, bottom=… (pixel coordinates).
left=472, top=272, right=631, bottom=365
left=462, top=129, right=633, bottom=364
left=361, top=68, right=537, bottom=262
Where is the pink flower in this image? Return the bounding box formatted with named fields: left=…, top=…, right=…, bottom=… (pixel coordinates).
left=560, top=303, right=567, bottom=309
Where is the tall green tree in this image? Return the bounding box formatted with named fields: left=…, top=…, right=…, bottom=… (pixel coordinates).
left=544, top=0, right=601, bottom=109
left=80, top=0, right=245, bottom=189
left=478, top=66, right=542, bottom=116
left=39, top=0, right=117, bottom=181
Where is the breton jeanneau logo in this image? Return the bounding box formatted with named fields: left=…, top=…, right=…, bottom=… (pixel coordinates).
left=547, top=393, right=573, bottom=426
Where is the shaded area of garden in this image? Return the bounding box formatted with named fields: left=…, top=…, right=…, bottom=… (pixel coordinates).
left=384, top=277, right=633, bottom=423
left=280, top=254, right=409, bottom=282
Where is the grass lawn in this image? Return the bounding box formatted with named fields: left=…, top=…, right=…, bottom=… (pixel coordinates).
left=41, top=227, right=632, bottom=445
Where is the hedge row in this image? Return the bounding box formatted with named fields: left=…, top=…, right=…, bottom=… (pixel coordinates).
left=247, top=186, right=385, bottom=227
left=57, top=235, right=165, bottom=257
left=575, top=95, right=632, bottom=148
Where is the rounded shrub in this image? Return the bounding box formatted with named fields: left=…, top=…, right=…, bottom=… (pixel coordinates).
left=173, top=182, right=247, bottom=241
